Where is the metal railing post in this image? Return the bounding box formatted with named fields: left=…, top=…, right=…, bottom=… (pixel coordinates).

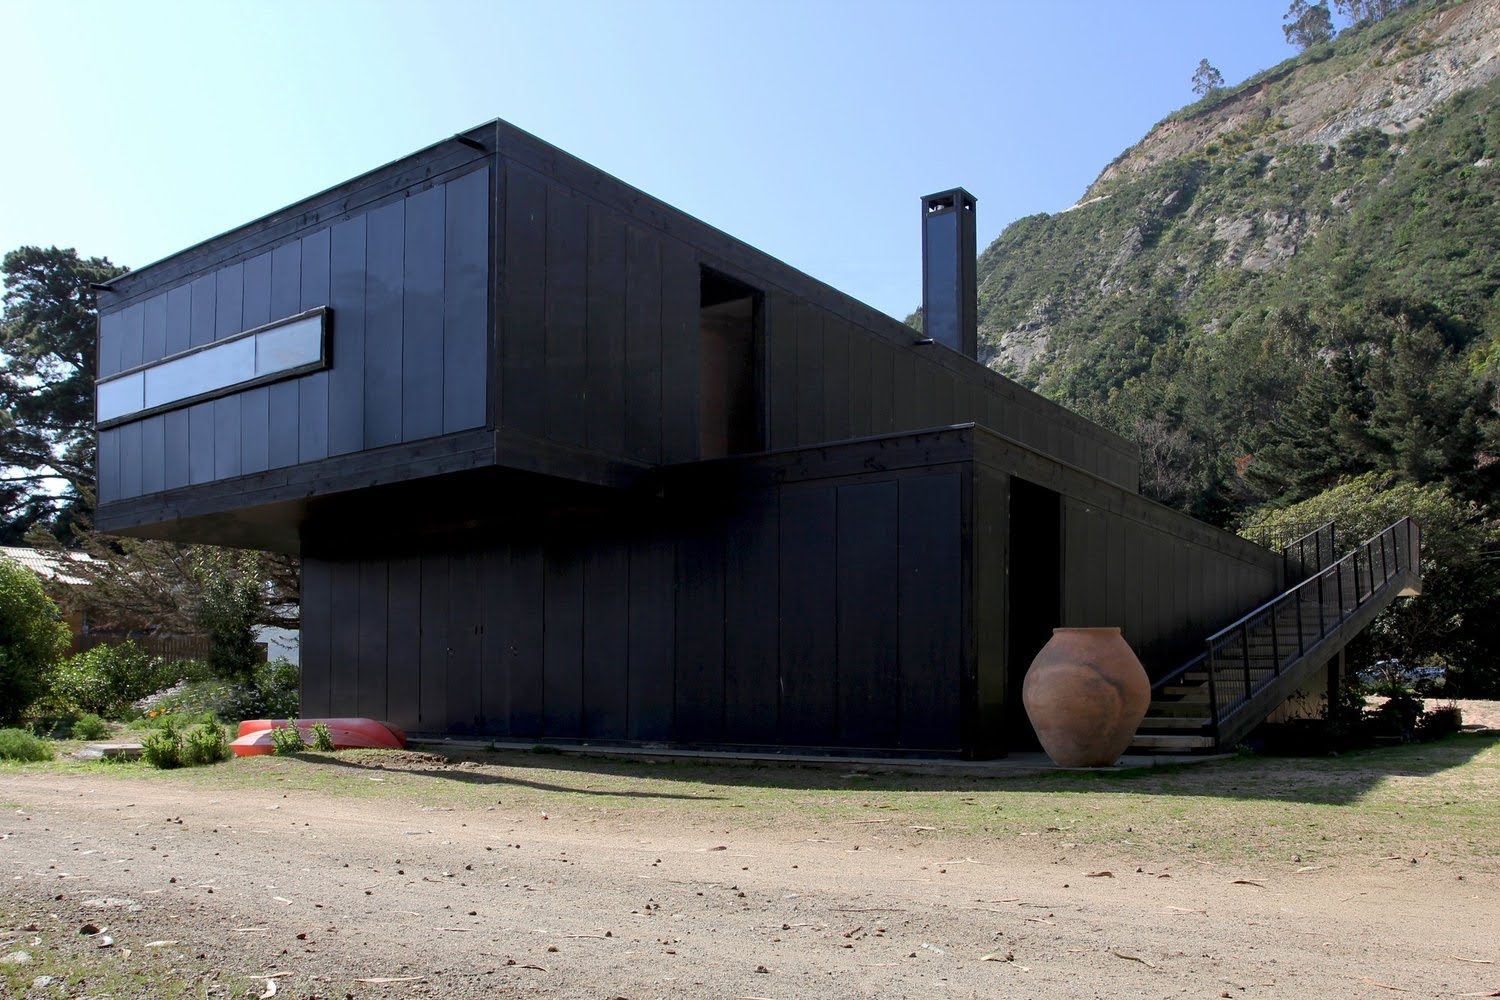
left=1204, top=640, right=1221, bottom=738
left=1268, top=605, right=1281, bottom=674
left=1295, top=580, right=1305, bottom=655
left=1336, top=559, right=1345, bottom=618
left=1317, top=568, right=1327, bottom=637
left=1240, top=625, right=1254, bottom=708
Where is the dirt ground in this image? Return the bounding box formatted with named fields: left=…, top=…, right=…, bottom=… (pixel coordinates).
left=1447, top=698, right=1500, bottom=730
left=2, top=741, right=1498, bottom=1000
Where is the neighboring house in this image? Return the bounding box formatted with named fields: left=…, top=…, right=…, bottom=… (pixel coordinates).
left=257, top=604, right=300, bottom=665
left=0, top=545, right=97, bottom=646
left=89, top=120, right=1418, bottom=757
left=1, top=545, right=284, bottom=665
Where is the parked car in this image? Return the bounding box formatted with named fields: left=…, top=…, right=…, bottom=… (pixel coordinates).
left=1356, top=658, right=1446, bottom=693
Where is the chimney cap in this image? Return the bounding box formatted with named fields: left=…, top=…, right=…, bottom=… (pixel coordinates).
left=921, top=188, right=977, bottom=214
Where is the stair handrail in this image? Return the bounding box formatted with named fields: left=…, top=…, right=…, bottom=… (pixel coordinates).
left=1194, top=521, right=1416, bottom=740
left=1244, top=516, right=1332, bottom=551
left=1151, top=517, right=1418, bottom=743
left=1280, top=519, right=1337, bottom=582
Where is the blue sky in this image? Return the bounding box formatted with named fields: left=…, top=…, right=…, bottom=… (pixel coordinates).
left=1, top=0, right=1305, bottom=319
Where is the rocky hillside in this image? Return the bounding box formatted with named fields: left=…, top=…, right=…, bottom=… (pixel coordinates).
left=980, top=0, right=1499, bottom=385
left=959, top=0, right=1500, bottom=697
left=1088, top=0, right=1498, bottom=195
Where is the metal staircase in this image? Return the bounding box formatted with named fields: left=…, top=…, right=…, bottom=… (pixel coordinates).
left=1131, top=517, right=1422, bottom=754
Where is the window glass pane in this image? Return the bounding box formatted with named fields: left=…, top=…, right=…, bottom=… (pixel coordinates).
left=96, top=372, right=144, bottom=422
left=255, top=314, right=322, bottom=375
left=96, top=310, right=326, bottom=424
left=143, top=336, right=255, bottom=409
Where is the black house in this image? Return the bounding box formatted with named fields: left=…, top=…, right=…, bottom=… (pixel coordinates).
left=93, top=120, right=1419, bottom=757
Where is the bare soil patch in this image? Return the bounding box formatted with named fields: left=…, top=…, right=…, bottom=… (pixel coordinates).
left=2, top=738, right=1497, bottom=999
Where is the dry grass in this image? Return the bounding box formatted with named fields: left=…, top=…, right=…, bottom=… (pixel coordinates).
left=9, top=731, right=1497, bottom=870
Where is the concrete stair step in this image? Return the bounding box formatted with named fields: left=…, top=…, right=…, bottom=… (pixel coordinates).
left=1128, top=733, right=1216, bottom=751
left=1137, top=716, right=1212, bottom=730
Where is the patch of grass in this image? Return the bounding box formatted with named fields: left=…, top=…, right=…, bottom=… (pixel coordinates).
left=11, top=734, right=1497, bottom=867
left=0, top=910, right=217, bottom=999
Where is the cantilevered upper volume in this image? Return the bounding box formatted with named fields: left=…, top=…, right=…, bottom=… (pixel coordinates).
left=93, top=119, right=1139, bottom=553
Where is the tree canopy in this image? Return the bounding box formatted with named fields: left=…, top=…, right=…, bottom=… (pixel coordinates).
left=0, top=247, right=126, bottom=541
left=1283, top=0, right=1335, bottom=49
left=1191, top=59, right=1225, bottom=98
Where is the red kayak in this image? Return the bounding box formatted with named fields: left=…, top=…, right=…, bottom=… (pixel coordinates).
left=232, top=718, right=406, bottom=757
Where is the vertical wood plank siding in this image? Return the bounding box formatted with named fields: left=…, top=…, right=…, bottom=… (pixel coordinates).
left=301, top=460, right=970, bottom=753
left=98, top=139, right=1137, bottom=514
left=96, top=166, right=490, bottom=502
left=1054, top=495, right=1279, bottom=678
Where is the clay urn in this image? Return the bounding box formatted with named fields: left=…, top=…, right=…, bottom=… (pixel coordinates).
left=1022, top=627, right=1150, bottom=768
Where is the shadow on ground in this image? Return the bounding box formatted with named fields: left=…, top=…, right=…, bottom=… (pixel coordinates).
left=297, top=731, right=1497, bottom=807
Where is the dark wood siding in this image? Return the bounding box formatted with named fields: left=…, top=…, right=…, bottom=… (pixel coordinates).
left=95, top=164, right=490, bottom=508
left=300, top=435, right=971, bottom=754
left=483, top=126, right=1138, bottom=487
left=971, top=464, right=1009, bottom=756
left=970, top=426, right=1281, bottom=681
left=836, top=481, right=899, bottom=748
left=1053, top=495, right=1279, bottom=674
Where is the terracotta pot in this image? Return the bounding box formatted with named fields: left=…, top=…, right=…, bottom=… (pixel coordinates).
left=1022, top=627, right=1149, bottom=768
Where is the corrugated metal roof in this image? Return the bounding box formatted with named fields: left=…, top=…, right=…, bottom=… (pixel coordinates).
left=0, top=546, right=96, bottom=586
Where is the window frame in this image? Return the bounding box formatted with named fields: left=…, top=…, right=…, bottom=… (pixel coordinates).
left=95, top=306, right=331, bottom=429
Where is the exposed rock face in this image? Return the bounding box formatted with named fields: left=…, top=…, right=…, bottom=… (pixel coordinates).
left=980, top=1, right=1499, bottom=379
left=1087, top=0, right=1498, bottom=199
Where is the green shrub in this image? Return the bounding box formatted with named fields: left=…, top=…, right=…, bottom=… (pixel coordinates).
left=0, top=558, right=71, bottom=725
left=149, top=679, right=236, bottom=718
left=193, top=550, right=267, bottom=683
left=146, top=659, right=298, bottom=723
left=141, top=727, right=182, bottom=769
left=0, top=727, right=53, bottom=762
left=1415, top=704, right=1464, bottom=741
left=182, top=721, right=230, bottom=766
left=311, top=721, right=335, bottom=752
left=146, top=709, right=217, bottom=733
left=48, top=642, right=175, bottom=719
left=269, top=722, right=305, bottom=755
left=141, top=714, right=230, bottom=770
left=250, top=659, right=300, bottom=718
left=72, top=713, right=110, bottom=740
left=1369, top=689, right=1424, bottom=741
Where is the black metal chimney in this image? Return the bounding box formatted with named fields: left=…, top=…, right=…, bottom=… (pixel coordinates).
left=920, top=188, right=977, bottom=357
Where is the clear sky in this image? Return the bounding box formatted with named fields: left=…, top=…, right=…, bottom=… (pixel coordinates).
left=1, top=0, right=1306, bottom=320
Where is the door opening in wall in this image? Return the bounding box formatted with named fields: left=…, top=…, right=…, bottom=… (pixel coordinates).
left=699, top=268, right=764, bottom=459
left=1007, top=477, right=1062, bottom=751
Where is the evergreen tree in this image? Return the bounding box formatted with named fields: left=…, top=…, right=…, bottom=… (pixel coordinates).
left=1334, top=0, right=1411, bottom=25
left=0, top=247, right=127, bottom=540
left=1283, top=0, right=1335, bottom=49
left=1244, top=349, right=1375, bottom=503
left=1191, top=59, right=1226, bottom=97
left=1366, top=321, right=1493, bottom=493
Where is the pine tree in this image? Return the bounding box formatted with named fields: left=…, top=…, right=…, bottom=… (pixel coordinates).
left=1244, top=350, right=1376, bottom=504
left=0, top=247, right=127, bottom=539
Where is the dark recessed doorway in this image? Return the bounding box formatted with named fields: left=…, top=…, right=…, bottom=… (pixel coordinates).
left=699, top=268, right=764, bottom=459
left=1006, top=477, right=1062, bottom=751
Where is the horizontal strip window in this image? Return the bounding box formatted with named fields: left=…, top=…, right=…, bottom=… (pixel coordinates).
left=96, top=307, right=329, bottom=428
